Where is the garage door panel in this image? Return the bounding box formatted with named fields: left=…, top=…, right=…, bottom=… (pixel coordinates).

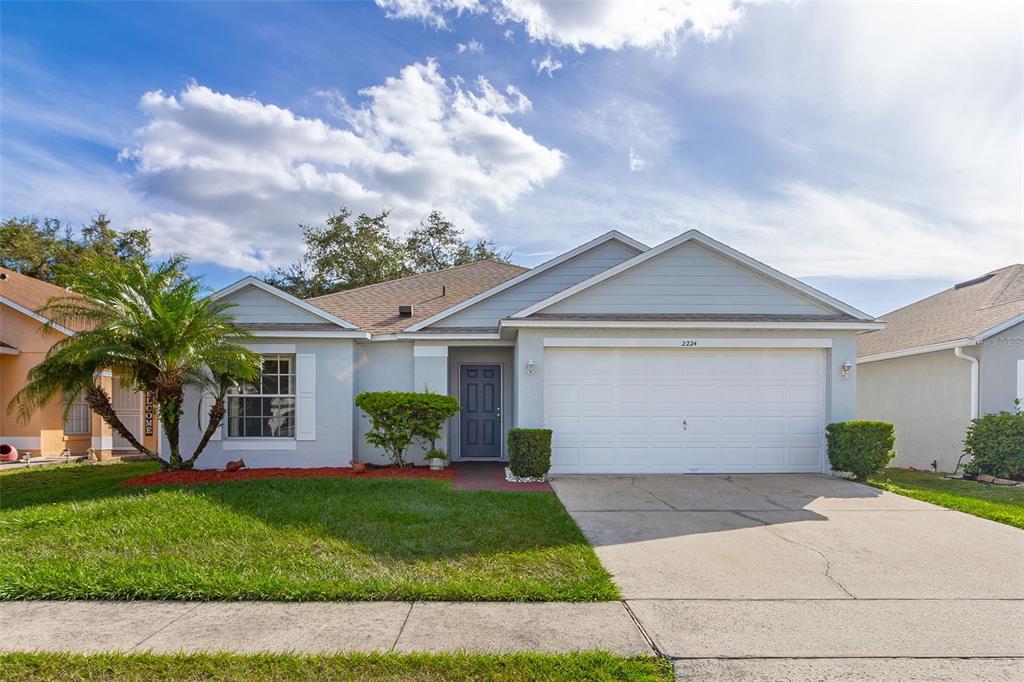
left=544, top=347, right=825, bottom=474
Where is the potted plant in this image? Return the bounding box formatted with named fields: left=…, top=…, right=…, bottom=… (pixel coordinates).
left=427, top=449, right=448, bottom=471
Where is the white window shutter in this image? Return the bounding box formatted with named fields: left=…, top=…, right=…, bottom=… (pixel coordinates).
left=296, top=353, right=316, bottom=440
left=200, top=393, right=222, bottom=441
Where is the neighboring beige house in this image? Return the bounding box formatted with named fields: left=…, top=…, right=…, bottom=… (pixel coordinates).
left=857, top=265, right=1024, bottom=472
left=0, top=267, right=159, bottom=460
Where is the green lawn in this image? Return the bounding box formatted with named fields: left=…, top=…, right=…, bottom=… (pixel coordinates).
left=0, top=652, right=671, bottom=682
left=0, top=462, right=617, bottom=601
left=868, top=468, right=1024, bottom=529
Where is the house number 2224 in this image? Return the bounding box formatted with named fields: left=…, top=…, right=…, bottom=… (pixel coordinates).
left=680, top=340, right=698, bottom=347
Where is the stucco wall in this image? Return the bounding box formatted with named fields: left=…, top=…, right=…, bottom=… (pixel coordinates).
left=857, top=349, right=972, bottom=472
left=352, top=341, right=415, bottom=464
left=180, top=338, right=355, bottom=469
left=979, top=322, right=1024, bottom=414
left=0, top=305, right=78, bottom=455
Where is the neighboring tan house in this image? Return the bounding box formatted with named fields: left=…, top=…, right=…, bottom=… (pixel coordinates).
left=0, top=267, right=159, bottom=460
left=857, top=265, right=1024, bottom=472
left=176, top=229, right=882, bottom=473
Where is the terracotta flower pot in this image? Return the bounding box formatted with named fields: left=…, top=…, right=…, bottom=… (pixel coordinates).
left=0, top=444, right=18, bottom=462
left=350, top=460, right=366, bottom=474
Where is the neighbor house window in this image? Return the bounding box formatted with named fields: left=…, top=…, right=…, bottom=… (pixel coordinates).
left=226, top=354, right=296, bottom=438
left=64, top=392, right=91, bottom=435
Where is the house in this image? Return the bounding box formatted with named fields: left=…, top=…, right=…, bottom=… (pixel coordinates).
left=178, top=229, right=882, bottom=473
left=0, top=267, right=160, bottom=460
left=857, top=265, right=1024, bottom=472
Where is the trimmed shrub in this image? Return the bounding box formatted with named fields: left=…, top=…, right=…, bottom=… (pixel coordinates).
left=508, top=428, right=553, bottom=478
left=826, top=421, right=895, bottom=480
left=964, top=410, right=1024, bottom=480
left=354, top=391, right=460, bottom=467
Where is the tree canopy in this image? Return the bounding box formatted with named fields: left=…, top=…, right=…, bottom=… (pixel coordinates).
left=265, top=208, right=511, bottom=298
left=0, top=214, right=151, bottom=286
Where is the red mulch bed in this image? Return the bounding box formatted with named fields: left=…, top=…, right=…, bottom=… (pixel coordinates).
left=123, top=465, right=455, bottom=488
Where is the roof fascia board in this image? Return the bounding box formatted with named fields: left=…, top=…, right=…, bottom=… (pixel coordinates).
left=212, top=277, right=358, bottom=329
left=500, top=319, right=885, bottom=331
left=245, top=330, right=370, bottom=339
left=403, top=231, right=648, bottom=332
left=857, top=338, right=975, bottom=364
left=0, top=296, right=75, bottom=336
left=510, top=230, right=874, bottom=321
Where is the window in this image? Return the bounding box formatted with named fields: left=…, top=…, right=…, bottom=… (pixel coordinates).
left=226, top=354, right=296, bottom=438
left=64, top=392, right=91, bottom=435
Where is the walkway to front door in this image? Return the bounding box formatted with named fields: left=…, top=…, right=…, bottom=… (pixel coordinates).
left=459, top=364, right=501, bottom=458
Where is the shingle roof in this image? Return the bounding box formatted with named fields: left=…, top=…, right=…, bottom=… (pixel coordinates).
left=0, top=266, right=87, bottom=332
left=306, top=261, right=528, bottom=334
left=858, top=264, right=1024, bottom=358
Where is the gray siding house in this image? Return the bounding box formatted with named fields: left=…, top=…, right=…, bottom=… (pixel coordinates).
left=173, top=230, right=881, bottom=473
left=857, top=265, right=1024, bottom=472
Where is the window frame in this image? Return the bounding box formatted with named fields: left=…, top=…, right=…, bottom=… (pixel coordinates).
left=225, top=353, right=297, bottom=439
left=63, top=392, right=91, bottom=435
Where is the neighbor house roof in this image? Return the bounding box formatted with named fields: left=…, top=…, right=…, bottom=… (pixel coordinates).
left=858, top=264, right=1024, bottom=361
left=0, top=266, right=84, bottom=334
left=307, top=260, right=528, bottom=334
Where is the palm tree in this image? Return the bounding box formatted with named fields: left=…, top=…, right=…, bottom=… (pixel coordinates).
left=9, top=255, right=260, bottom=470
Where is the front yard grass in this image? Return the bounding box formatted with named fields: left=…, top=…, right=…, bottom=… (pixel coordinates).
left=0, top=462, right=617, bottom=601
left=868, top=468, right=1024, bottom=529
left=0, top=652, right=672, bottom=682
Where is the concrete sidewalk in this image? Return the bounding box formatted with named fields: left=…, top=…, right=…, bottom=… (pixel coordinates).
left=0, top=600, right=652, bottom=656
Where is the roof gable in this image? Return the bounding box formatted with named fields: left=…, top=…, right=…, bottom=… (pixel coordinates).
left=512, top=230, right=871, bottom=320
left=406, top=231, right=647, bottom=331
left=213, top=277, right=357, bottom=329
left=858, top=264, right=1024, bottom=360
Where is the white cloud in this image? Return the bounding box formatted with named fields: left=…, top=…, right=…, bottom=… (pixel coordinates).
left=375, top=0, right=483, bottom=29
left=532, top=54, right=562, bottom=77
left=118, top=61, right=563, bottom=270
left=380, top=1, right=745, bottom=50
left=457, top=39, right=484, bottom=53
left=628, top=147, right=647, bottom=171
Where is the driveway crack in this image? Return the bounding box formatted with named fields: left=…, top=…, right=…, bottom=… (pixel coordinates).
left=733, top=511, right=856, bottom=599
left=129, top=603, right=201, bottom=652
left=629, top=477, right=679, bottom=511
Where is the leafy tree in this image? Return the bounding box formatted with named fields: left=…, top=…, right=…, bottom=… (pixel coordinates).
left=0, top=213, right=150, bottom=286
left=405, top=210, right=510, bottom=272
left=354, top=391, right=460, bottom=468
left=8, top=255, right=260, bottom=471
left=266, top=209, right=410, bottom=298
left=266, top=208, right=511, bottom=298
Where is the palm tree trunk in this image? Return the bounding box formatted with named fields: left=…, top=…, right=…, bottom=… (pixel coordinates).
left=158, top=393, right=185, bottom=470
left=184, top=398, right=225, bottom=468
left=83, top=386, right=162, bottom=465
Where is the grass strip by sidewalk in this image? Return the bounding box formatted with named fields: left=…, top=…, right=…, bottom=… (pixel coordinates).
left=0, top=651, right=672, bottom=682
left=868, top=468, right=1024, bottom=529
left=0, top=462, right=617, bottom=601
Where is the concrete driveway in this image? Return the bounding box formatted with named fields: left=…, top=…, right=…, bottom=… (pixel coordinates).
left=551, top=474, right=1024, bottom=680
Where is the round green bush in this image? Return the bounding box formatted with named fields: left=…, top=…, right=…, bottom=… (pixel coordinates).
left=963, top=410, right=1024, bottom=480
left=826, top=421, right=895, bottom=480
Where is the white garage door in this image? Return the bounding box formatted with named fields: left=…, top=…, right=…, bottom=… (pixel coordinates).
left=544, top=347, right=826, bottom=474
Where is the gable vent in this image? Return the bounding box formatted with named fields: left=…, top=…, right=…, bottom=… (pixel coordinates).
left=398, top=304, right=414, bottom=317
left=954, top=273, right=995, bottom=290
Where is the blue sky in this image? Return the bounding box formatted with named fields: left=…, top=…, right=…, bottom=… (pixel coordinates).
left=2, top=1, right=1021, bottom=315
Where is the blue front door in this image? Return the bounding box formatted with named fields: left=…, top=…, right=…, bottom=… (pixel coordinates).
left=460, top=364, right=502, bottom=458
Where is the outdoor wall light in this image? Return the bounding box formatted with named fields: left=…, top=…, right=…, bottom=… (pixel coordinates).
left=840, top=360, right=853, bottom=379
left=526, top=359, right=536, bottom=375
